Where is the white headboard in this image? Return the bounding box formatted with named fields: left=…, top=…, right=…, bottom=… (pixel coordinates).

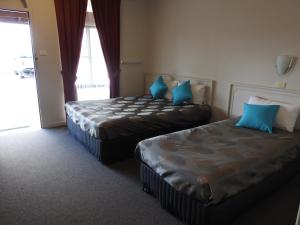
left=228, top=82, right=300, bottom=130
left=144, top=73, right=215, bottom=105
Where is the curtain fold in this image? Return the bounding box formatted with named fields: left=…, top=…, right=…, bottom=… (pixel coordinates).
left=54, top=0, right=88, bottom=102
left=91, top=0, right=121, bottom=98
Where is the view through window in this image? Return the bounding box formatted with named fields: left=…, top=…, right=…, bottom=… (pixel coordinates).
left=76, top=1, right=109, bottom=101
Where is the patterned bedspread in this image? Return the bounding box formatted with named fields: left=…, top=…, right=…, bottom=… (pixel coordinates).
left=136, top=118, right=300, bottom=205
left=65, top=96, right=211, bottom=140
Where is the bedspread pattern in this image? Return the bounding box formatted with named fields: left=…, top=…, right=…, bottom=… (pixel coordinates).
left=65, top=96, right=211, bottom=140
left=136, top=119, right=300, bottom=205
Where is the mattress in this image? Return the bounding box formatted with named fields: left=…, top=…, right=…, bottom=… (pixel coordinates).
left=66, top=96, right=211, bottom=140
left=136, top=118, right=300, bottom=205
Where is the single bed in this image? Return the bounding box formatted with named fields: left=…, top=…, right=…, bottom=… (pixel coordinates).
left=66, top=74, right=213, bottom=164
left=135, top=83, right=300, bottom=225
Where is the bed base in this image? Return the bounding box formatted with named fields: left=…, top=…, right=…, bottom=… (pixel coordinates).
left=140, top=159, right=300, bottom=225
left=67, top=116, right=136, bottom=164
left=67, top=116, right=210, bottom=164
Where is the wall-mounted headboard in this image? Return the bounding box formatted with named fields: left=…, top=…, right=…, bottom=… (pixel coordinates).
left=228, top=82, right=300, bottom=129
left=144, top=73, right=215, bottom=105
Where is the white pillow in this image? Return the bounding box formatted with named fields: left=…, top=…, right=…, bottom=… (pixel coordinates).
left=191, top=84, right=206, bottom=104
left=248, top=96, right=300, bottom=132
left=165, top=79, right=179, bottom=100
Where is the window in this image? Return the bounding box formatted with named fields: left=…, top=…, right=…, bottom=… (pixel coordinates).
left=76, top=14, right=109, bottom=101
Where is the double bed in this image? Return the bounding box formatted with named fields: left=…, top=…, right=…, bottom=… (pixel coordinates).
left=66, top=74, right=214, bottom=164
left=136, top=83, right=300, bottom=225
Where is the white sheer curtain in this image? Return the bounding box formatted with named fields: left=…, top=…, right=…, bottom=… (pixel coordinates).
left=76, top=10, right=109, bottom=101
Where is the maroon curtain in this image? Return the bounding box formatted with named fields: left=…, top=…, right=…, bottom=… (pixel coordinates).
left=91, top=0, right=121, bottom=98
left=54, top=0, right=88, bottom=102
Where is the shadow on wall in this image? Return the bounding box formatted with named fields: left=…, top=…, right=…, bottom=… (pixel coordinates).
left=211, top=106, right=228, bottom=122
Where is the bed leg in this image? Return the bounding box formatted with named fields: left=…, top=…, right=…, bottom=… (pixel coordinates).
left=142, top=184, right=151, bottom=194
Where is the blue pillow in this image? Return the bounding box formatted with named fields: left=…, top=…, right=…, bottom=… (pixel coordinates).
left=236, top=103, right=280, bottom=133
left=172, top=80, right=192, bottom=105
left=149, top=76, right=168, bottom=99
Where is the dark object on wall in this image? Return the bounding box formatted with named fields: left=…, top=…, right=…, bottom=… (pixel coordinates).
left=54, top=0, right=88, bottom=102
left=91, top=0, right=121, bottom=98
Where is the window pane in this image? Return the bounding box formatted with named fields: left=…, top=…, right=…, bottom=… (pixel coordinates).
left=90, top=28, right=109, bottom=86
left=87, top=0, right=93, bottom=12
left=76, top=57, right=91, bottom=85
left=76, top=26, right=110, bottom=100
left=80, top=28, right=88, bottom=57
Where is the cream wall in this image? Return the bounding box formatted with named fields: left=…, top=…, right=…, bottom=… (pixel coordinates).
left=0, top=0, right=23, bottom=9
left=0, top=0, right=149, bottom=127
left=144, top=0, right=300, bottom=120
left=120, top=0, right=149, bottom=96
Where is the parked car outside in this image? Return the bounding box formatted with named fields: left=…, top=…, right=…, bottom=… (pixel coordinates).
left=14, top=56, right=35, bottom=78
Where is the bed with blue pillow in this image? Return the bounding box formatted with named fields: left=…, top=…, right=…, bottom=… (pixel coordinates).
left=136, top=88, right=300, bottom=225
left=66, top=75, right=212, bottom=164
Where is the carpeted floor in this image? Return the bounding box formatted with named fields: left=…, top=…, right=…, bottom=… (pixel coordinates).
left=0, top=127, right=299, bottom=225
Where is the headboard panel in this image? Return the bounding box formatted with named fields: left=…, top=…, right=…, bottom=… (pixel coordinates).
left=144, top=73, right=215, bottom=105
left=228, top=82, right=300, bottom=130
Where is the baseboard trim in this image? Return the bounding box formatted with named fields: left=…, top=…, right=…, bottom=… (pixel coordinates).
left=42, top=121, right=66, bottom=128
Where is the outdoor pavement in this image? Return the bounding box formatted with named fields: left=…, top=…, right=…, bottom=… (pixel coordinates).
left=0, top=74, right=40, bottom=131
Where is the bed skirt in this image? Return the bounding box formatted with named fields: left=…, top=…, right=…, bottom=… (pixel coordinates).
left=67, top=112, right=211, bottom=164
left=140, top=159, right=300, bottom=225
left=67, top=116, right=136, bottom=164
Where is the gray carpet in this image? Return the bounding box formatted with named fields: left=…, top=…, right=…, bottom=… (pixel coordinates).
left=0, top=127, right=299, bottom=225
